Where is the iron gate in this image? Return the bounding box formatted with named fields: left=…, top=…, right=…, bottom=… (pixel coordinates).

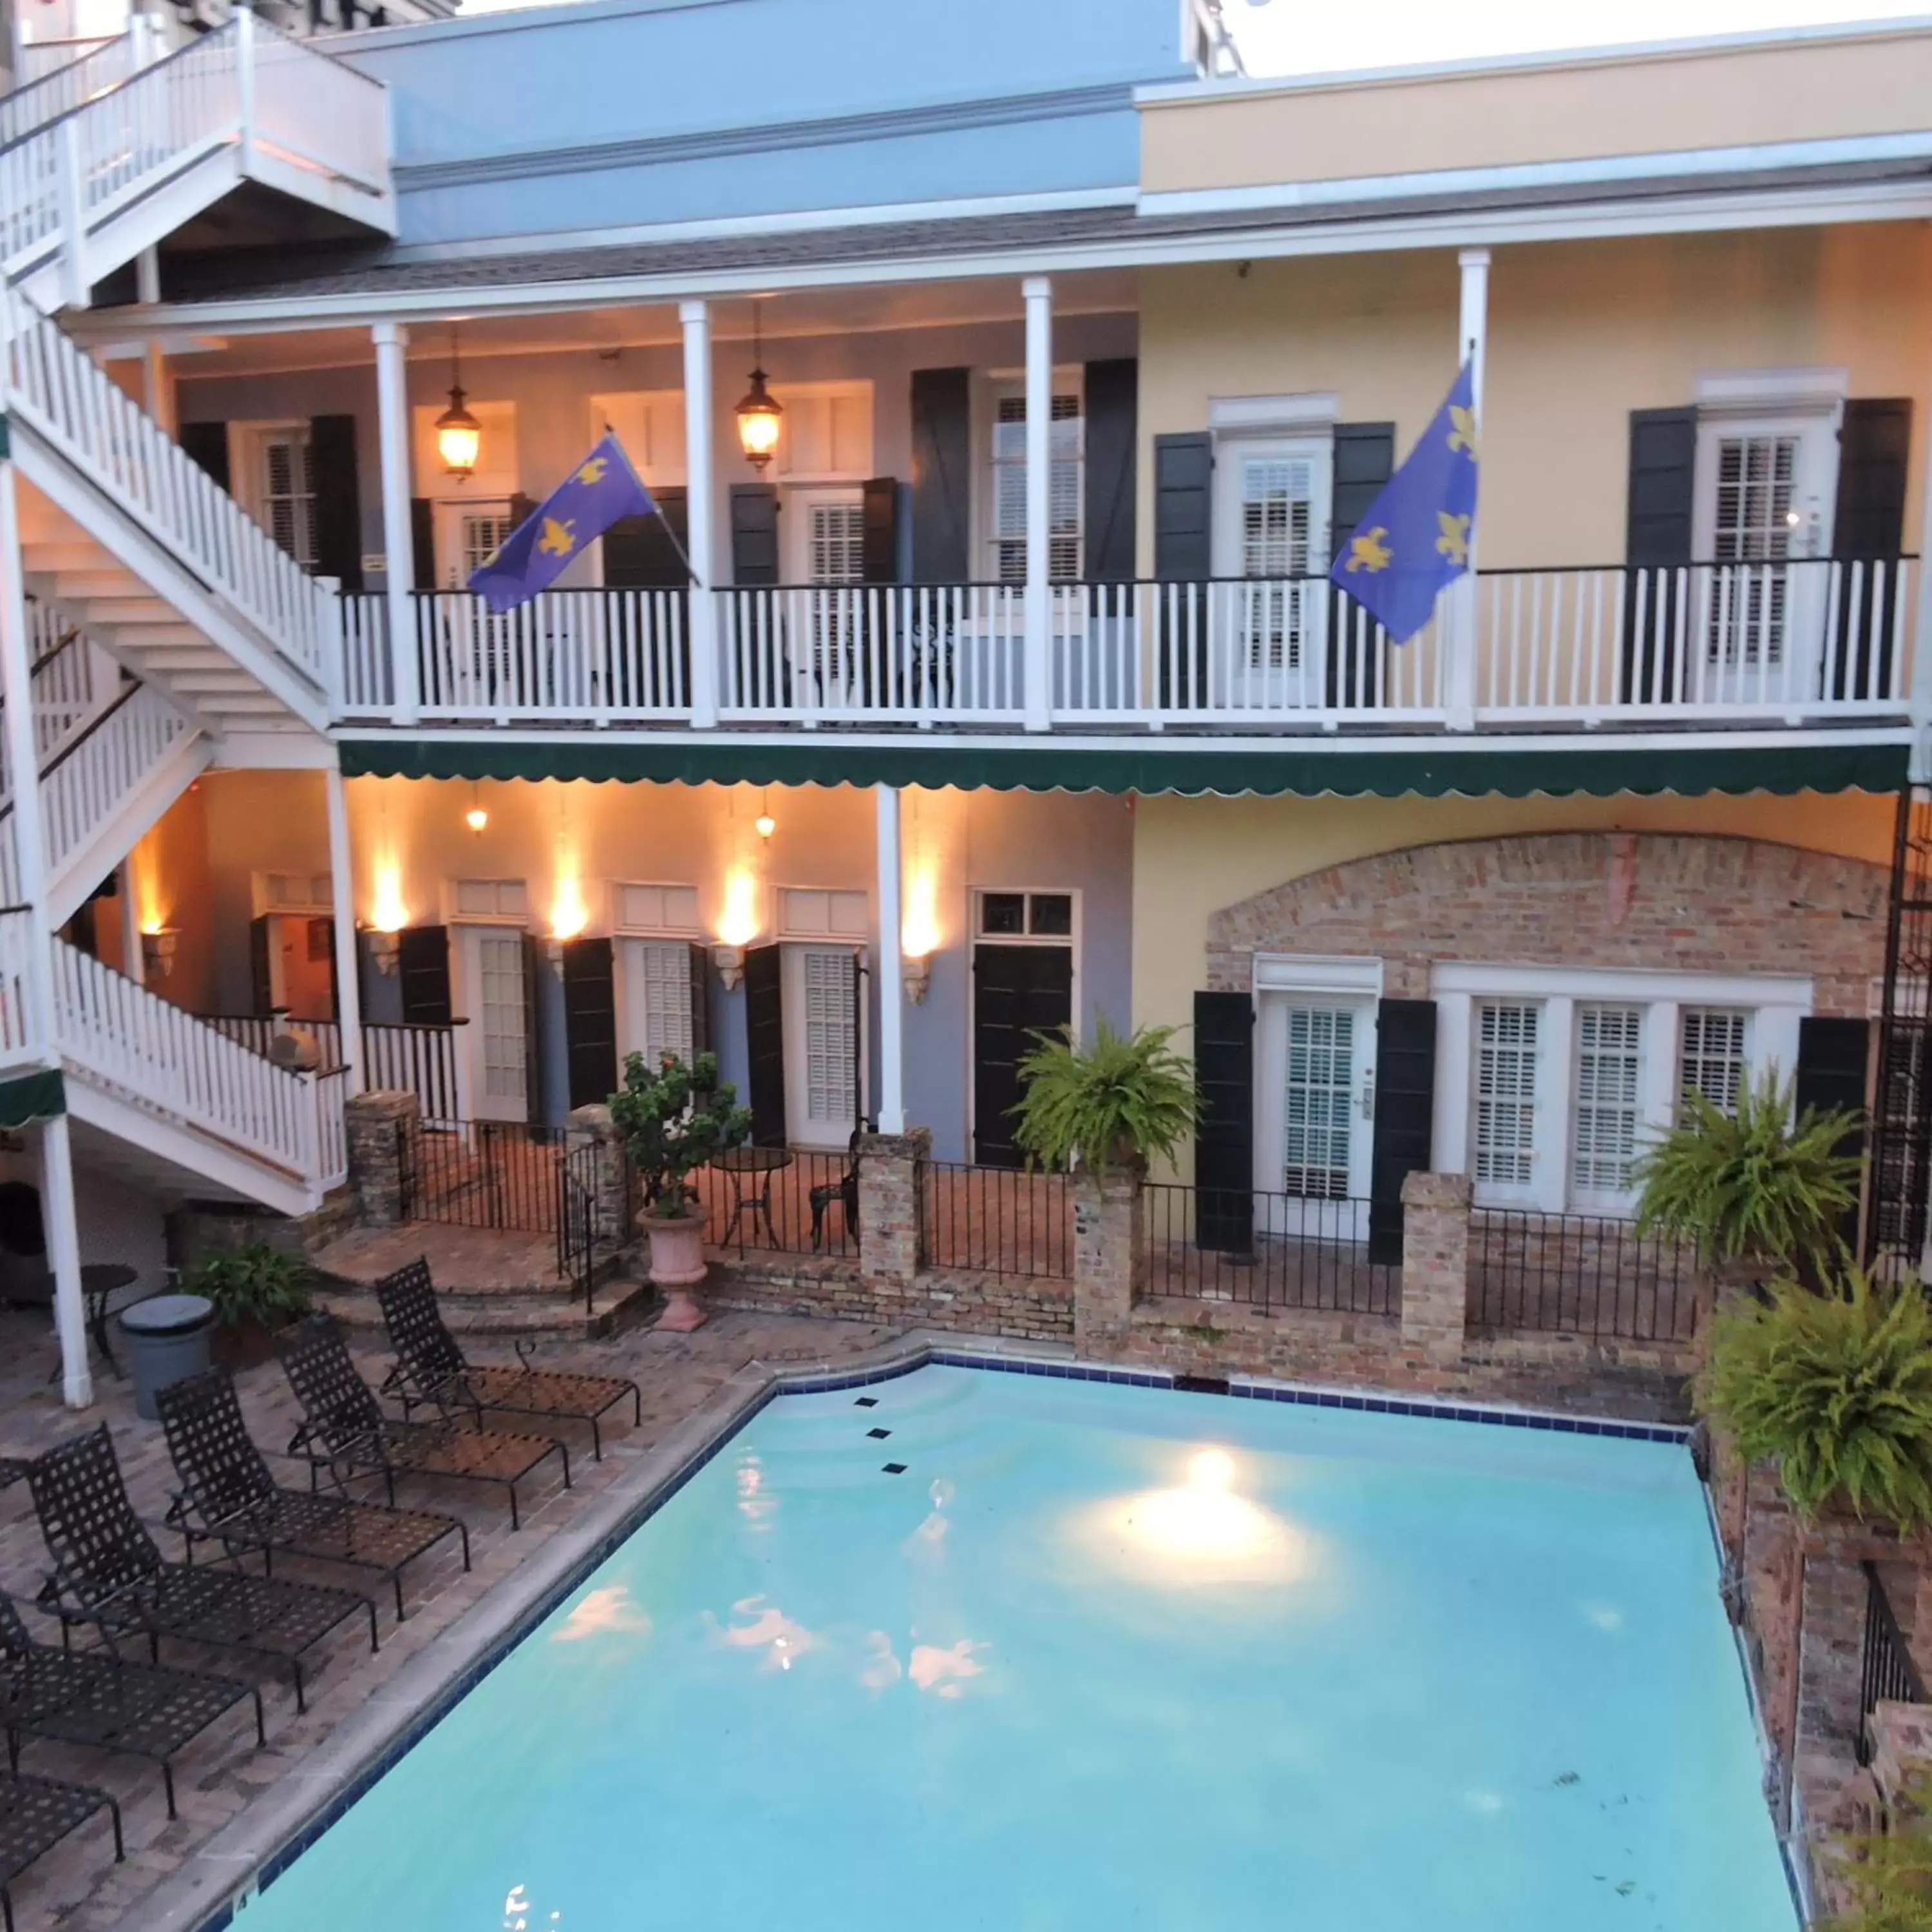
left=399, top=1119, right=567, bottom=1234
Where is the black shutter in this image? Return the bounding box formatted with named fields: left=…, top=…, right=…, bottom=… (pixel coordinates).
left=603, top=488, right=688, bottom=587
left=911, top=368, right=971, bottom=582
left=249, top=916, right=274, bottom=1013
left=1083, top=357, right=1137, bottom=582
left=1153, top=432, right=1213, bottom=710
left=308, top=415, right=363, bottom=591
left=1193, top=990, right=1253, bottom=1255
left=862, top=477, right=900, bottom=583
left=1367, top=998, right=1436, bottom=1266
left=318, top=916, right=340, bottom=1021
left=851, top=951, right=867, bottom=1127
left=1328, top=421, right=1396, bottom=707
left=520, top=933, right=544, bottom=1126
left=730, top=483, right=779, bottom=586
left=744, top=943, right=786, bottom=1148
left=179, top=422, right=230, bottom=489
left=1796, top=1015, right=1871, bottom=1260
left=687, top=940, right=711, bottom=1057
left=560, top=936, right=618, bottom=1112
left=396, top=925, right=452, bottom=1027
left=409, top=497, right=436, bottom=590
left=1829, top=398, right=1911, bottom=700
left=1622, top=406, right=1697, bottom=703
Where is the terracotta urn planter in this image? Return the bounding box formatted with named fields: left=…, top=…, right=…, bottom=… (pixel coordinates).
left=210, top=1314, right=290, bottom=1371
left=641, top=1206, right=710, bottom=1331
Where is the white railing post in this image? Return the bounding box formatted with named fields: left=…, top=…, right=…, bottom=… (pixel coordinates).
left=1022, top=275, right=1054, bottom=733
left=235, top=3, right=256, bottom=171
left=54, top=117, right=89, bottom=312
left=1445, top=247, right=1490, bottom=732
left=681, top=299, right=720, bottom=730
left=875, top=784, right=905, bottom=1135
left=326, top=760, right=366, bottom=1096
left=372, top=321, right=419, bottom=724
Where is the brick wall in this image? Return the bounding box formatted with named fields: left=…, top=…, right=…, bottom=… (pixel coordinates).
left=1207, top=831, right=1888, bottom=1015
left=706, top=1251, right=1074, bottom=1343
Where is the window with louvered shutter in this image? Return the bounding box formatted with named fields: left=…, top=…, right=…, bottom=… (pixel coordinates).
left=1474, top=1001, right=1539, bottom=1188
left=1707, top=433, right=1796, bottom=668
left=1282, top=1005, right=1354, bottom=1200
left=260, top=431, right=317, bottom=568
left=990, top=390, right=1082, bottom=584
left=809, top=501, right=866, bottom=584
left=802, top=947, right=857, bottom=1124
left=636, top=940, right=694, bottom=1066
left=1571, top=1003, right=1642, bottom=1200
left=1680, top=1007, right=1748, bottom=1116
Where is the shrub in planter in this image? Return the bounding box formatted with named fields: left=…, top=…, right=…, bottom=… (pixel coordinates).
left=1011, top=1017, right=1199, bottom=1177
left=1698, top=1264, right=1932, bottom=1529
left=190, top=1243, right=314, bottom=1368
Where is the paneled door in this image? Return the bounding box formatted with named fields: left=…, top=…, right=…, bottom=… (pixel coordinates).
left=971, top=943, right=1074, bottom=1168
left=457, top=925, right=529, bottom=1122
left=1255, top=992, right=1376, bottom=1240
left=781, top=943, right=860, bottom=1149
left=1212, top=439, right=1331, bottom=708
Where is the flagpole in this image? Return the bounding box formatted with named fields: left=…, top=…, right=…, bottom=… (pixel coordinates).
left=1448, top=248, right=1491, bottom=731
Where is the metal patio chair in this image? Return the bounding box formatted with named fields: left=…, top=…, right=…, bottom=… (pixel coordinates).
left=0, top=1595, right=263, bottom=1820
left=0, top=1769, right=122, bottom=1932
left=375, top=1258, right=641, bottom=1461
left=157, top=1368, right=470, bottom=1624
left=25, top=1427, right=377, bottom=1714
left=278, top=1315, right=568, bottom=1531
left=810, top=1123, right=868, bottom=1253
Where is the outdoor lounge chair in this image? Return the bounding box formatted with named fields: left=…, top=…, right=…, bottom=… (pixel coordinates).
left=374, top=1259, right=641, bottom=1461
left=0, top=1769, right=121, bottom=1932
left=26, top=1428, right=377, bottom=1714
left=0, top=1595, right=263, bottom=1819
left=278, top=1315, right=568, bottom=1531
left=157, top=1368, right=470, bottom=1624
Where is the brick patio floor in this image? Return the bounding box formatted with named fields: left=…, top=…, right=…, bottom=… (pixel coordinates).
left=0, top=1300, right=899, bottom=1931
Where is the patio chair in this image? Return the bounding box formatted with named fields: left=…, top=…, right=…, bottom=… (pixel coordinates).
left=810, top=1124, right=867, bottom=1253
left=374, top=1259, right=641, bottom=1461
left=0, top=1594, right=263, bottom=1820
left=156, top=1368, right=470, bottom=1624
left=0, top=1768, right=122, bottom=1932
left=25, top=1427, right=377, bottom=1714
left=278, top=1315, right=568, bottom=1531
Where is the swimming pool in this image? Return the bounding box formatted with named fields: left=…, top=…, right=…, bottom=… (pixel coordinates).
left=236, top=1363, right=1792, bottom=1932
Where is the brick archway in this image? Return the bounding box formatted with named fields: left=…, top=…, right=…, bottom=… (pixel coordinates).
left=1206, top=831, right=1888, bottom=1016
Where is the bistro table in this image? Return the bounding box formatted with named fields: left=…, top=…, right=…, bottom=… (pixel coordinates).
left=23, top=1264, right=142, bottom=1380
left=710, top=1146, right=794, bottom=1250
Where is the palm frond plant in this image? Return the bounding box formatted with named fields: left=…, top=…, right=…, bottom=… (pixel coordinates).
left=1698, top=1264, right=1932, bottom=1528
left=1631, top=1068, right=1862, bottom=1276
left=1011, top=1017, right=1199, bottom=1176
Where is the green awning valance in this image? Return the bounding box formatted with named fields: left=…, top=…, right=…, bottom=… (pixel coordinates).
left=338, top=735, right=1909, bottom=799
left=0, top=1069, right=64, bottom=1129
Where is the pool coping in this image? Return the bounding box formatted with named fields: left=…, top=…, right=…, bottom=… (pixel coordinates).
left=151, top=1330, right=1690, bottom=1932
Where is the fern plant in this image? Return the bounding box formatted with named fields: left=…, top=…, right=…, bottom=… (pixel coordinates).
left=1011, top=1017, right=1199, bottom=1176
left=1828, top=1782, right=1932, bottom=1932
left=1699, top=1264, right=1932, bottom=1528
left=1631, top=1068, right=1861, bottom=1271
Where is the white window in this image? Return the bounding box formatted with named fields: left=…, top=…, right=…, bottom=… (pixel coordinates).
left=1680, top=1007, right=1748, bottom=1115
left=1572, top=1004, right=1643, bottom=1202
left=236, top=424, right=316, bottom=568
left=808, top=499, right=866, bottom=585
left=477, top=932, right=527, bottom=1105
left=629, top=940, right=695, bottom=1066
left=1473, top=1001, right=1539, bottom=1190
left=1282, top=1005, right=1356, bottom=1200
left=451, top=878, right=529, bottom=923
left=989, top=383, right=1082, bottom=584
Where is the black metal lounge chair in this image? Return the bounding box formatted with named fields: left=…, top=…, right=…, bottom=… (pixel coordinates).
left=0, top=1595, right=262, bottom=1819
left=375, top=1258, right=641, bottom=1461
left=26, top=1428, right=377, bottom=1714
left=156, top=1368, right=471, bottom=1624
left=278, top=1315, right=568, bottom=1531
left=0, top=1769, right=122, bottom=1932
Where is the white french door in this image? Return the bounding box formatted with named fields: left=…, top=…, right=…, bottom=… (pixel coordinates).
left=1255, top=992, right=1376, bottom=1240
left=1213, top=439, right=1331, bottom=708
left=619, top=938, right=696, bottom=1069
left=782, top=944, right=861, bottom=1149
left=457, top=925, right=528, bottom=1122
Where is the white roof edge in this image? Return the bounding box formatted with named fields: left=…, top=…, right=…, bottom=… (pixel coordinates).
left=1135, top=12, right=1932, bottom=106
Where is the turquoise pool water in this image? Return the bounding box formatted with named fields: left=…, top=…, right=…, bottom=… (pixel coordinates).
left=241, top=1367, right=1793, bottom=1932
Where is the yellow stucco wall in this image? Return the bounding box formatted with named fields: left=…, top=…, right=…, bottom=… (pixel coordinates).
left=1136, top=224, right=1932, bottom=575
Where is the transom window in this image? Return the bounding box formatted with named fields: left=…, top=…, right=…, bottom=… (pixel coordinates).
left=976, top=891, right=1073, bottom=939
left=990, top=386, right=1082, bottom=584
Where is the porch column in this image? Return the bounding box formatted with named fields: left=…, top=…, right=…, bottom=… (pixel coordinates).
left=326, top=761, right=366, bottom=1095
left=874, top=785, right=905, bottom=1134
left=1446, top=247, right=1490, bottom=732
left=0, top=453, right=86, bottom=1408
left=117, top=859, right=143, bottom=985
left=681, top=299, right=721, bottom=730
left=1022, top=276, right=1054, bottom=733
left=1911, top=334, right=1932, bottom=773
left=372, top=322, right=419, bottom=725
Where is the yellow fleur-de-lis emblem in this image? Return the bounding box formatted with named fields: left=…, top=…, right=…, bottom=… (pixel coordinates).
left=1345, top=526, right=1392, bottom=574
left=1435, top=512, right=1471, bottom=567
left=536, top=516, right=577, bottom=558
left=574, top=457, right=609, bottom=486
left=1447, top=404, right=1477, bottom=459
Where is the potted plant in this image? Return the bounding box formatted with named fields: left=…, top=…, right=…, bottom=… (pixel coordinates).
left=609, top=1050, right=752, bottom=1332
left=1699, top=1262, right=1932, bottom=1529
left=1827, top=1778, right=1932, bottom=1931
left=191, top=1242, right=315, bottom=1369
left=1011, top=1017, right=1199, bottom=1175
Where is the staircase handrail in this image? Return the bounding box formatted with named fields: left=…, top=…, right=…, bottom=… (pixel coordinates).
left=0, top=32, right=137, bottom=151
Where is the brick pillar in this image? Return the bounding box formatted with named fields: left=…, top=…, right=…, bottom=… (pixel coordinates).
left=1398, top=1171, right=1470, bottom=1365
left=345, top=1089, right=417, bottom=1229
left=1074, top=1169, right=1144, bottom=1358
left=567, top=1103, right=632, bottom=1256
left=1797, top=1548, right=1870, bottom=1814
left=858, top=1127, right=927, bottom=1292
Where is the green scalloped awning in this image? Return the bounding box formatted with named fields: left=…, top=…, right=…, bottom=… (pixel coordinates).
left=337, top=736, right=1909, bottom=797
left=0, top=1069, right=64, bottom=1129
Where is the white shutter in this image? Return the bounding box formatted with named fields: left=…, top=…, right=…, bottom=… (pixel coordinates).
left=802, top=948, right=856, bottom=1124
left=637, top=941, right=694, bottom=1066
left=1680, top=1008, right=1748, bottom=1116
left=1474, top=1001, right=1539, bottom=1188
left=1571, top=1003, right=1643, bottom=1198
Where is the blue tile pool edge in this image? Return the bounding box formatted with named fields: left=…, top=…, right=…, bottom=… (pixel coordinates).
left=188, top=1341, right=1704, bottom=1931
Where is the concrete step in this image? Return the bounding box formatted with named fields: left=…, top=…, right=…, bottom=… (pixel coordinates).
left=316, top=1271, right=658, bottom=1341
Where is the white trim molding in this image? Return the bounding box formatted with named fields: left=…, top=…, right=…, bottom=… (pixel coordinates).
left=1209, top=392, right=1340, bottom=437
left=1253, top=951, right=1385, bottom=996
left=1695, top=365, right=1849, bottom=419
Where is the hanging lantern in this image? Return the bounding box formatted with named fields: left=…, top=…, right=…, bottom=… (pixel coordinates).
left=436, top=325, right=482, bottom=481
left=734, top=303, right=782, bottom=472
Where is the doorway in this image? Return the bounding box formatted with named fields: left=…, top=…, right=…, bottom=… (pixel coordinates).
left=1255, top=991, right=1377, bottom=1240
left=455, top=925, right=530, bottom=1122
left=1211, top=437, right=1331, bottom=708
left=971, top=889, right=1076, bottom=1168
left=781, top=943, right=861, bottom=1150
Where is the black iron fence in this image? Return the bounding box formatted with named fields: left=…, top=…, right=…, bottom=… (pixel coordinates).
left=922, top=1160, right=1072, bottom=1280
left=1859, top=1560, right=1927, bottom=1765
left=556, top=1137, right=602, bottom=1309
left=1141, top=1185, right=1397, bottom=1314
left=1470, top=1208, right=1700, bottom=1343
left=688, top=1148, right=861, bottom=1258
left=400, top=1119, right=567, bottom=1233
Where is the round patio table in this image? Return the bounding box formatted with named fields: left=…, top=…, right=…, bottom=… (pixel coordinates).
left=31, top=1264, right=140, bottom=1383
left=710, top=1146, right=793, bottom=1249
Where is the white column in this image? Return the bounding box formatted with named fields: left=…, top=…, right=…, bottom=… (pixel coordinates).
left=325, top=762, right=365, bottom=1095
left=874, top=786, right=905, bottom=1135
left=118, top=858, right=143, bottom=986
left=55, top=118, right=88, bottom=312
left=372, top=322, right=419, bottom=724
left=1910, top=339, right=1932, bottom=775
left=1022, top=276, right=1054, bottom=733
left=40, top=1115, right=90, bottom=1411
left=1445, top=247, right=1491, bottom=731
left=681, top=299, right=719, bottom=729
left=235, top=3, right=256, bottom=173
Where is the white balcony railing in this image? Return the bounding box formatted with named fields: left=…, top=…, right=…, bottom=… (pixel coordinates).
left=0, top=34, right=137, bottom=147
left=333, top=555, right=1915, bottom=737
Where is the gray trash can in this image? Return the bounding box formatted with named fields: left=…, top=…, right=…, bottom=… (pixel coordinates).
left=119, top=1294, right=216, bottom=1421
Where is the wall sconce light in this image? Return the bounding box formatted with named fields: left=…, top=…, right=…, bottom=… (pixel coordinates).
left=366, top=929, right=402, bottom=977
left=141, top=927, right=180, bottom=980
left=435, top=325, right=482, bottom=482
left=465, top=783, right=488, bottom=834
left=902, top=953, right=931, bottom=1005
left=734, top=302, right=782, bottom=473
left=712, top=943, right=745, bottom=992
